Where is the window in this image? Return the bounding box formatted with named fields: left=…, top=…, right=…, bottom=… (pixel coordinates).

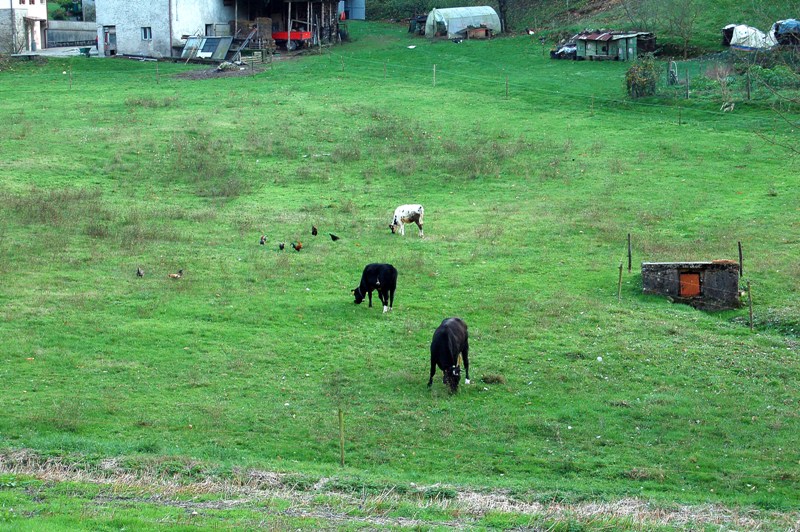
left=201, top=37, right=222, bottom=53
left=141, top=27, right=152, bottom=40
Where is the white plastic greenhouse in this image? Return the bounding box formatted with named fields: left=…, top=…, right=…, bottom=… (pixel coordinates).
left=424, top=6, right=501, bottom=39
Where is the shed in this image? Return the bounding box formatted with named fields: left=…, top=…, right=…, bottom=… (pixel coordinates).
left=642, top=261, right=741, bottom=311
left=343, top=0, right=366, bottom=20
left=772, top=19, right=800, bottom=45
left=424, top=6, right=501, bottom=39
left=721, top=24, right=776, bottom=50
left=575, top=30, right=654, bottom=60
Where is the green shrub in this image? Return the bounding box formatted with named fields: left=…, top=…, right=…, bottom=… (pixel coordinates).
left=51, top=8, right=68, bottom=20
left=749, top=64, right=800, bottom=89
left=625, top=53, right=658, bottom=98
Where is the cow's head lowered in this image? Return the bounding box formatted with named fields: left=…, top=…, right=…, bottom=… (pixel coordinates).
left=352, top=281, right=376, bottom=305
left=351, top=286, right=365, bottom=304
left=389, top=216, right=400, bottom=234
left=443, top=364, right=461, bottom=393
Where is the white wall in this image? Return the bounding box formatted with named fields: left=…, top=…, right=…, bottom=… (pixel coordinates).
left=95, top=0, right=236, bottom=57
left=1, top=0, right=47, bottom=51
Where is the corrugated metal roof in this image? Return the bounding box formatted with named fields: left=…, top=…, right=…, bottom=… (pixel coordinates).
left=576, top=31, right=650, bottom=42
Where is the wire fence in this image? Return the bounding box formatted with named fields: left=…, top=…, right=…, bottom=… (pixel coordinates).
left=1, top=49, right=796, bottom=137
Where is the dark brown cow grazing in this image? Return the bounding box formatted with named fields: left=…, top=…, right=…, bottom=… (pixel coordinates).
left=352, top=263, right=397, bottom=313
left=428, top=317, right=471, bottom=393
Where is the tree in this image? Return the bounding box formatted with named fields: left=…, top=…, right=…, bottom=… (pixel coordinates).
left=497, top=0, right=509, bottom=34
left=620, top=0, right=662, bottom=32
left=663, top=0, right=700, bottom=59
left=746, top=56, right=800, bottom=156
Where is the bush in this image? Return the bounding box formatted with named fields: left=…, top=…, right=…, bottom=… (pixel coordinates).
left=749, top=64, right=800, bottom=89
left=625, top=53, right=658, bottom=98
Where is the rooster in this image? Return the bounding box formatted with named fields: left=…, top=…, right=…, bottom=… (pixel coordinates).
left=279, top=242, right=285, bottom=251
left=136, top=267, right=144, bottom=278
left=259, top=235, right=266, bottom=245
left=291, top=242, right=302, bottom=251
left=312, top=225, right=318, bottom=236
left=168, top=269, right=183, bottom=279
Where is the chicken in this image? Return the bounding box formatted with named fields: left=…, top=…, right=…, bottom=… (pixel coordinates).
left=259, top=235, right=266, bottom=245
left=312, top=225, right=318, bottom=236
left=136, top=267, right=144, bottom=277
left=279, top=242, right=285, bottom=251
left=291, top=242, right=302, bottom=251
left=329, top=233, right=340, bottom=241
left=168, top=269, right=183, bottom=279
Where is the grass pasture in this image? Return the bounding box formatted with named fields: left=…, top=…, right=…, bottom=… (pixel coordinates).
left=1, top=23, right=799, bottom=528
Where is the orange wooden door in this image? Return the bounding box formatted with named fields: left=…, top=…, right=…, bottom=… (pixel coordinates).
left=680, top=272, right=701, bottom=297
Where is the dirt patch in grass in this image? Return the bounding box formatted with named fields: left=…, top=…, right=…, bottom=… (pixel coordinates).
left=1, top=449, right=796, bottom=530
left=174, top=52, right=304, bottom=80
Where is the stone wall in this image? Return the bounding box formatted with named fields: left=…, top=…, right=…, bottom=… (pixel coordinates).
left=0, top=9, right=24, bottom=54
left=642, top=261, right=741, bottom=311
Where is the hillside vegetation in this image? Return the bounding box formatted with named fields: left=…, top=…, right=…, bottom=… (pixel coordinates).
left=369, top=0, right=800, bottom=54
left=0, top=20, right=798, bottom=529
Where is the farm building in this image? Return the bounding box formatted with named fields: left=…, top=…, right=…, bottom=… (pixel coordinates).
left=1, top=0, right=48, bottom=53
left=574, top=30, right=655, bottom=60
left=642, top=261, right=741, bottom=311
left=772, top=19, right=800, bottom=45
left=340, top=0, right=365, bottom=20
left=94, top=0, right=341, bottom=59
left=721, top=24, right=776, bottom=51
left=47, top=20, right=97, bottom=48
left=424, top=6, right=500, bottom=39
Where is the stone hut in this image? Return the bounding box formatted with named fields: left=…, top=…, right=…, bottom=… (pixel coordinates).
left=642, top=261, right=741, bottom=310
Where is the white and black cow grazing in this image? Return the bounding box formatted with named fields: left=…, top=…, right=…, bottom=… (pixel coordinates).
left=352, top=263, right=398, bottom=313
left=428, top=317, right=471, bottom=393
left=390, top=204, right=424, bottom=237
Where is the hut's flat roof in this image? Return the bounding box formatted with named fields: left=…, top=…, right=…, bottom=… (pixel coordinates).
left=642, top=261, right=738, bottom=268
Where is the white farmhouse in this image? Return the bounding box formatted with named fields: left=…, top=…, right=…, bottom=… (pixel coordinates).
left=95, top=0, right=342, bottom=59
left=1, top=0, right=48, bottom=53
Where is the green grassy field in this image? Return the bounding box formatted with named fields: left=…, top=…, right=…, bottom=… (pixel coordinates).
left=1, top=22, right=799, bottom=529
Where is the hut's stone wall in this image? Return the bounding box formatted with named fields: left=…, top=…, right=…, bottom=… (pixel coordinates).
left=642, top=261, right=741, bottom=310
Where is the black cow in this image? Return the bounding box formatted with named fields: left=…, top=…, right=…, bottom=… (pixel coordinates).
left=428, top=317, right=471, bottom=393
left=352, top=263, right=398, bottom=313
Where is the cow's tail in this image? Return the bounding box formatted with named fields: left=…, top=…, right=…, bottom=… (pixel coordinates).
left=448, top=334, right=462, bottom=367
left=457, top=353, right=463, bottom=367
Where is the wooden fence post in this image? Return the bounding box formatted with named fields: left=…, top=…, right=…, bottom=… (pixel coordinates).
left=617, top=262, right=623, bottom=302
left=338, top=408, right=345, bottom=467
left=746, top=73, right=751, bottom=100
left=738, top=241, right=743, bottom=276
left=627, top=233, right=632, bottom=272
left=685, top=68, right=690, bottom=99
